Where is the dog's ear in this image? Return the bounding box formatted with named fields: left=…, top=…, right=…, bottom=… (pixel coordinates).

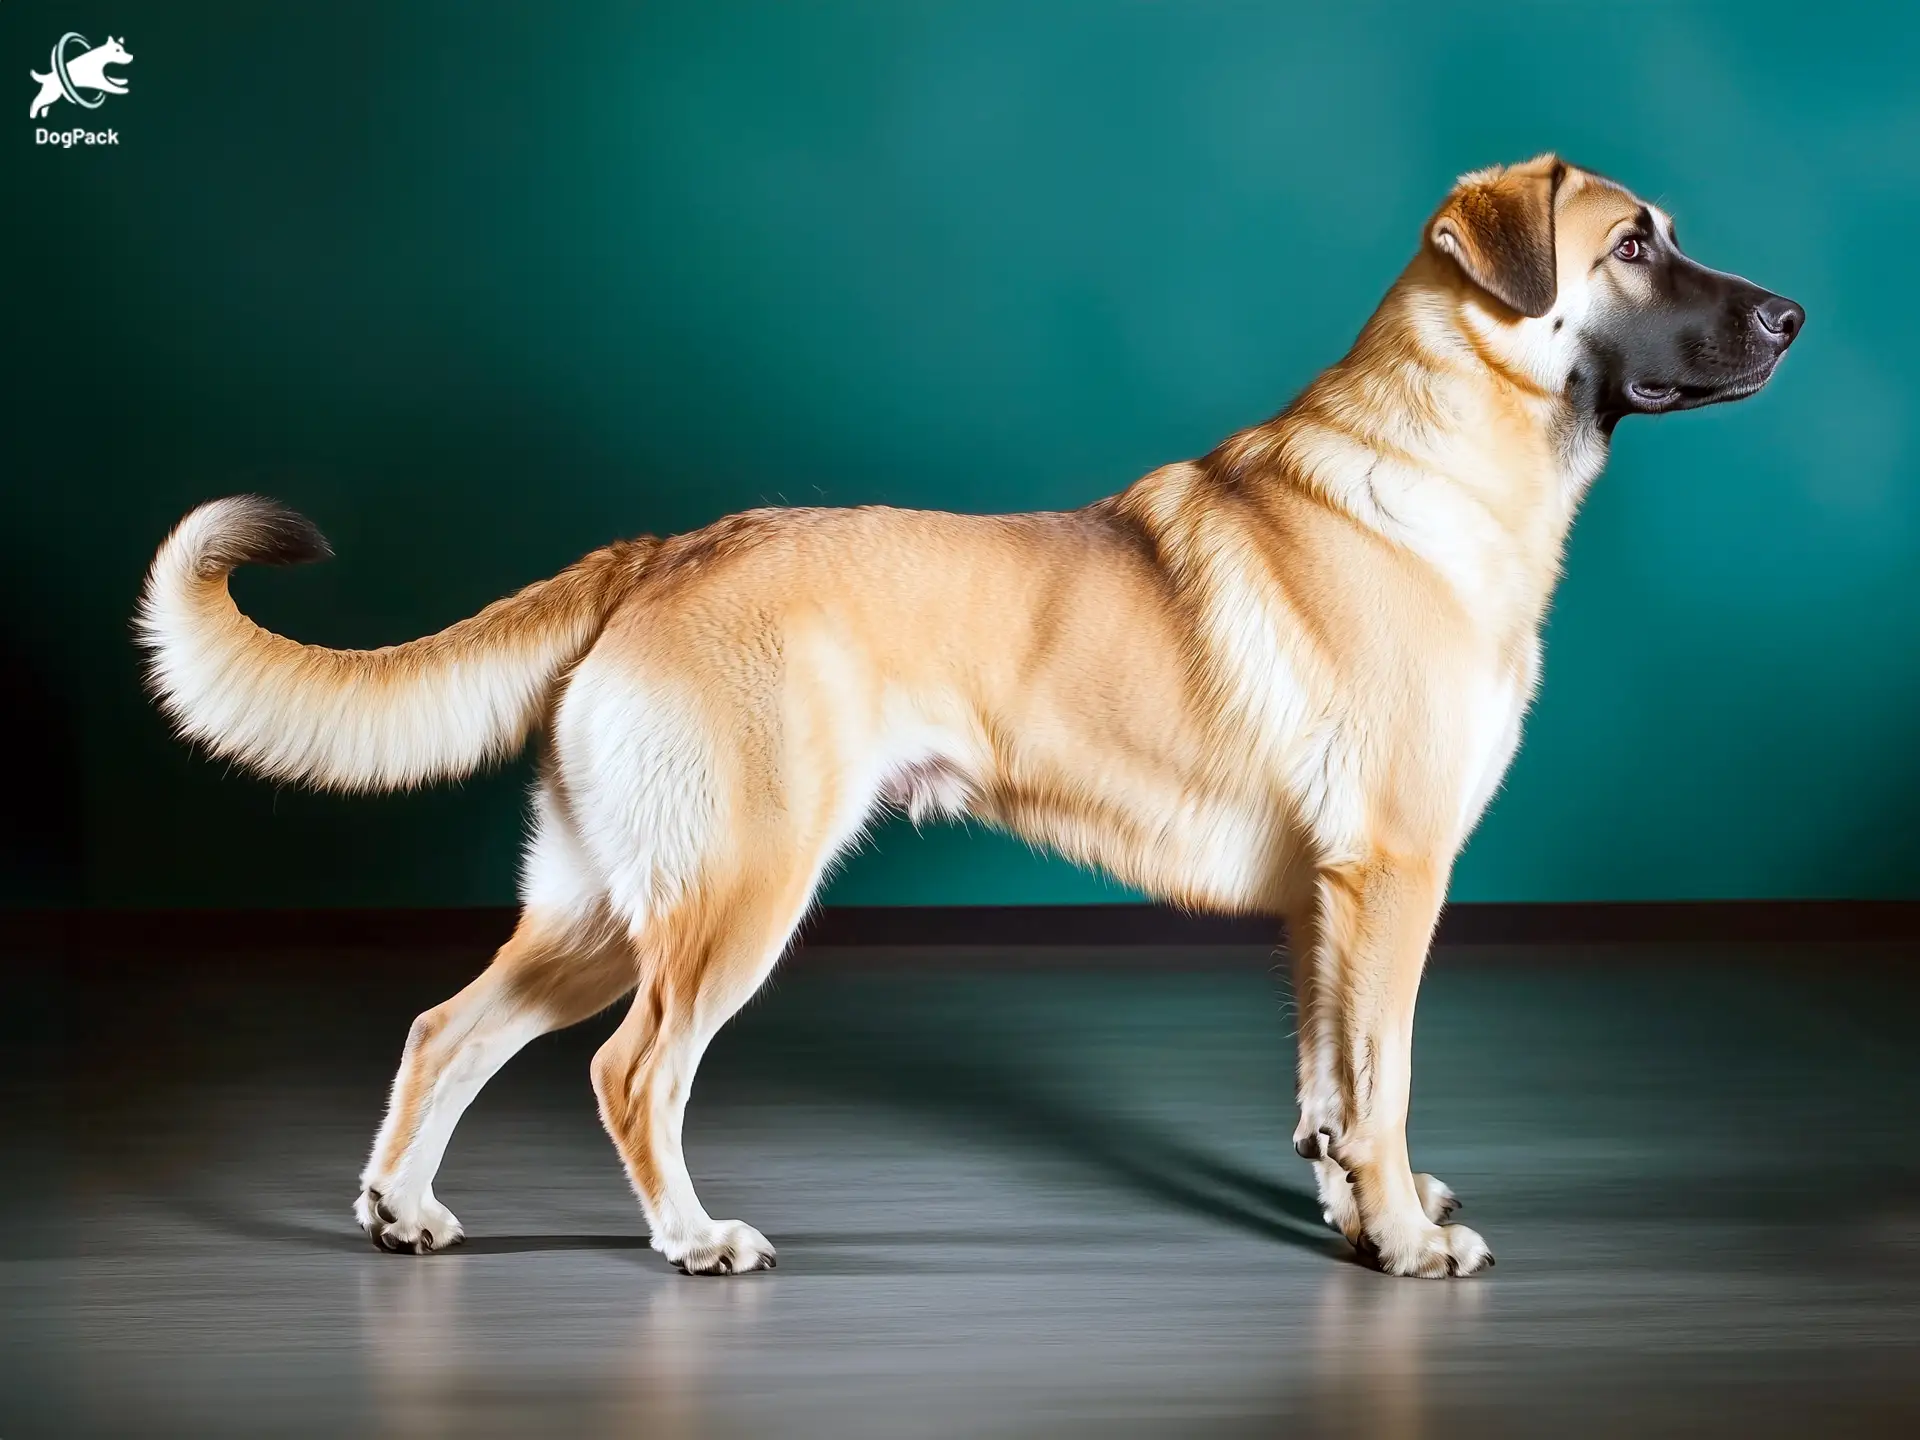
left=1429, top=157, right=1564, bottom=319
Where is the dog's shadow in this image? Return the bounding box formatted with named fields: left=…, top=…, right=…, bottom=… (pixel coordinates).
left=719, top=984, right=1340, bottom=1258
left=152, top=1195, right=657, bottom=1258
left=172, top=974, right=1339, bottom=1262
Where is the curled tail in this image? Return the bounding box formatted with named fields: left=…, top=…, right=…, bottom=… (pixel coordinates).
left=136, top=496, right=652, bottom=792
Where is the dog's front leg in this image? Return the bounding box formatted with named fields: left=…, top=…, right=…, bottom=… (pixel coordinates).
left=1287, top=893, right=1354, bottom=1227
left=1298, top=855, right=1490, bottom=1277
left=1289, top=877, right=1460, bottom=1245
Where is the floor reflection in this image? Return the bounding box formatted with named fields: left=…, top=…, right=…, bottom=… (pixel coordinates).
left=1304, top=1264, right=1492, bottom=1440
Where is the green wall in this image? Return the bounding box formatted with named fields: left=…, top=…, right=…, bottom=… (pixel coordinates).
left=4, top=1, right=1915, bottom=908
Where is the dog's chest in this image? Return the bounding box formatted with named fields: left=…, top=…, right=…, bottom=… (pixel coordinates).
left=1239, top=621, right=1539, bottom=861
left=1455, top=640, right=1540, bottom=840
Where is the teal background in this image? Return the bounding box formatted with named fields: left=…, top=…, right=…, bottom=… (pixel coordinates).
left=3, top=1, right=1915, bottom=908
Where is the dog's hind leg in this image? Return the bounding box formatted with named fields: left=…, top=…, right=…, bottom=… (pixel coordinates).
left=355, top=909, right=636, bottom=1253
left=356, top=792, right=636, bottom=1254
left=591, top=866, right=819, bottom=1276
left=1311, top=855, right=1490, bottom=1277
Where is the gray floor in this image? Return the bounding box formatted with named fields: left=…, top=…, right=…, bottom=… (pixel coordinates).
left=4, top=941, right=1918, bottom=1437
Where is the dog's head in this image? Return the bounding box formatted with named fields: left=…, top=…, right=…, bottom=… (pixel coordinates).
left=98, top=36, right=133, bottom=66
left=1426, top=154, right=1802, bottom=432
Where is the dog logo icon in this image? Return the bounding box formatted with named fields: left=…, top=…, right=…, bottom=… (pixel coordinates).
left=29, top=34, right=132, bottom=119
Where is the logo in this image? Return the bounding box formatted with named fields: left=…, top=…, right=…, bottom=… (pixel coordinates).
left=29, top=32, right=131, bottom=123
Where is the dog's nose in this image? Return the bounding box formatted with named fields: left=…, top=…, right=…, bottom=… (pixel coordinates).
left=1755, top=295, right=1804, bottom=349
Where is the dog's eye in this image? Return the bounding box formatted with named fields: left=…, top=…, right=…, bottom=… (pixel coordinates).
left=1613, top=236, right=1645, bottom=263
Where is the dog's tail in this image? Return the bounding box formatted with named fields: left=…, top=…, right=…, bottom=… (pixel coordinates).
left=136, top=496, right=653, bottom=792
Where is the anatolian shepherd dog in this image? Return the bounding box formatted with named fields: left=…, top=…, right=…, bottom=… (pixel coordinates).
left=138, top=156, right=1802, bottom=1278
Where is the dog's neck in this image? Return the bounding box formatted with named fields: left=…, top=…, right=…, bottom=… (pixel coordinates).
left=1232, top=263, right=1606, bottom=635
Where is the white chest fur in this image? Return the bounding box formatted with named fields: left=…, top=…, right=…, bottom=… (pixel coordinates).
left=1455, top=640, right=1540, bottom=845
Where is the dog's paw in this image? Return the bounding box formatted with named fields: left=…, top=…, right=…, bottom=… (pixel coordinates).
left=355, top=1184, right=465, bottom=1255
left=1413, top=1172, right=1460, bottom=1223
left=1357, top=1219, right=1493, bottom=1278
left=1313, top=1156, right=1363, bottom=1241
left=655, top=1219, right=777, bottom=1276
left=1298, top=1121, right=1371, bottom=1240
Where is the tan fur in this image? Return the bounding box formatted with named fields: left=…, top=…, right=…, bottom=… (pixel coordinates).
left=138, top=496, right=657, bottom=791
left=143, top=158, right=1696, bottom=1277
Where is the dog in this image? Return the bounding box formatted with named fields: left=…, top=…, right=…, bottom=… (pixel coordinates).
left=29, top=36, right=131, bottom=119
left=137, top=155, right=1801, bottom=1278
